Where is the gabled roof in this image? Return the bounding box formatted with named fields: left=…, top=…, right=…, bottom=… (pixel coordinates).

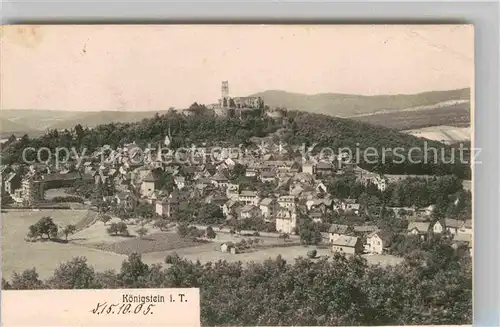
left=260, top=198, right=275, bottom=206
left=444, top=218, right=463, bottom=229
left=143, top=171, right=157, bottom=182
left=331, top=235, right=359, bottom=247
left=353, top=225, right=379, bottom=233
left=453, top=233, right=472, bottom=244
left=329, top=224, right=349, bottom=234
left=261, top=171, right=276, bottom=178
left=407, top=222, right=430, bottom=233
left=367, top=230, right=392, bottom=245
left=316, top=162, right=333, bottom=169
left=240, top=190, right=258, bottom=197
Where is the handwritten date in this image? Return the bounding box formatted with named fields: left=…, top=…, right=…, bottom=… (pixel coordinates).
left=91, top=302, right=155, bottom=315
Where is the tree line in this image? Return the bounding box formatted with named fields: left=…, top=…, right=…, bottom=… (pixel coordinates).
left=2, top=237, right=471, bottom=326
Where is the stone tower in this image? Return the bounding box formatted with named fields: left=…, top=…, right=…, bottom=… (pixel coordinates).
left=221, top=81, right=229, bottom=99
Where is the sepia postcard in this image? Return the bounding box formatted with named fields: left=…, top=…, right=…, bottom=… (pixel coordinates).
left=1, top=24, right=474, bottom=326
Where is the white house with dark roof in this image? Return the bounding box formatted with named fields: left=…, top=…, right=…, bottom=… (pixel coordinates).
left=275, top=207, right=297, bottom=234
left=366, top=230, right=392, bottom=254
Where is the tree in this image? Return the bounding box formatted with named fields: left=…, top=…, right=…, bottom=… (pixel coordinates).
left=1, top=191, right=13, bottom=206
left=299, top=221, right=322, bottom=245
left=107, top=222, right=119, bottom=236
left=100, top=214, right=112, bottom=225
left=9, top=268, right=44, bottom=290
left=29, top=216, right=58, bottom=240
left=47, top=257, right=96, bottom=289
left=63, top=224, right=77, bottom=241
left=136, top=226, right=148, bottom=239
left=307, top=249, right=318, bottom=258
left=206, top=226, right=216, bottom=239
left=117, top=222, right=129, bottom=236
left=119, top=253, right=149, bottom=287
left=177, top=223, right=190, bottom=238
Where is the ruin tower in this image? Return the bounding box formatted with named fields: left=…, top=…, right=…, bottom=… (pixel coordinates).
left=221, top=81, right=229, bottom=99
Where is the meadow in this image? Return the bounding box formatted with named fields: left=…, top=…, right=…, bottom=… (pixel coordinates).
left=2, top=209, right=403, bottom=280
left=1, top=209, right=127, bottom=279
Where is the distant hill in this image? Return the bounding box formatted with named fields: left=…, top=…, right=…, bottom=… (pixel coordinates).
left=0, top=117, right=39, bottom=137
left=250, top=88, right=470, bottom=117
left=47, top=110, right=171, bottom=130
left=1, top=109, right=82, bottom=131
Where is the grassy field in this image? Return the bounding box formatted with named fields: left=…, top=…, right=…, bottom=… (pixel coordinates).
left=403, top=125, right=471, bottom=144
left=2, top=210, right=404, bottom=280
left=1, top=209, right=127, bottom=279
left=350, top=102, right=470, bottom=130
left=141, top=243, right=403, bottom=268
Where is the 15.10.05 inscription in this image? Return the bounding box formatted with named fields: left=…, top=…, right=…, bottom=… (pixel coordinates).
left=90, top=293, right=187, bottom=315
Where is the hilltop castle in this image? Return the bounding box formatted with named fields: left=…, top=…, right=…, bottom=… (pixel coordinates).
left=215, top=81, right=264, bottom=117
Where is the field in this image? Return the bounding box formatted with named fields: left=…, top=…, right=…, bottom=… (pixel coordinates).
left=142, top=243, right=403, bottom=268
left=1, top=210, right=128, bottom=279
left=2, top=210, right=404, bottom=280
left=350, top=102, right=470, bottom=130
left=403, top=125, right=471, bottom=144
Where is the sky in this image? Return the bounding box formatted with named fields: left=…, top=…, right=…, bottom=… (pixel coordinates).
left=0, top=25, right=474, bottom=112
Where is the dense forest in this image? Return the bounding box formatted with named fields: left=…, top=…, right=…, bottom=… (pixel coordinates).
left=1, top=106, right=471, bottom=179
left=2, top=236, right=472, bottom=326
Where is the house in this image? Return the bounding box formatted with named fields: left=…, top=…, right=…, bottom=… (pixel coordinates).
left=245, top=168, right=257, bottom=177
left=328, top=224, right=351, bottom=243
left=302, top=161, right=315, bottom=175
left=277, top=195, right=296, bottom=209
left=331, top=235, right=363, bottom=254
left=238, top=205, right=260, bottom=220
left=21, top=176, right=44, bottom=205
left=239, top=190, right=260, bottom=206
left=204, top=194, right=228, bottom=208
left=224, top=158, right=236, bottom=169
left=220, top=242, right=236, bottom=253
left=222, top=199, right=240, bottom=218
left=432, top=220, right=444, bottom=234
left=226, top=183, right=240, bottom=199
left=141, top=171, right=158, bottom=197
left=443, top=218, right=463, bottom=234
left=259, top=198, right=278, bottom=219
left=451, top=233, right=472, bottom=256
left=309, top=210, right=323, bottom=223
left=458, top=219, right=473, bottom=235
left=155, top=193, right=179, bottom=218
left=342, top=200, right=360, bottom=215
left=211, top=172, right=229, bottom=188
left=3, top=172, right=21, bottom=195
left=373, top=175, right=387, bottom=192
left=315, top=162, right=334, bottom=176
left=275, top=208, right=297, bottom=234
left=407, top=222, right=430, bottom=238
left=174, top=176, right=186, bottom=190
left=366, top=230, right=392, bottom=254
left=315, top=181, right=328, bottom=194
left=353, top=225, right=379, bottom=235
left=260, top=170, right=277, bottom=183
left=115, top=193, right=132, bottom=207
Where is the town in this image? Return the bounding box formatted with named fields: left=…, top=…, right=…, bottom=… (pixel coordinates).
left=1, top=82, right=473, bottom=279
